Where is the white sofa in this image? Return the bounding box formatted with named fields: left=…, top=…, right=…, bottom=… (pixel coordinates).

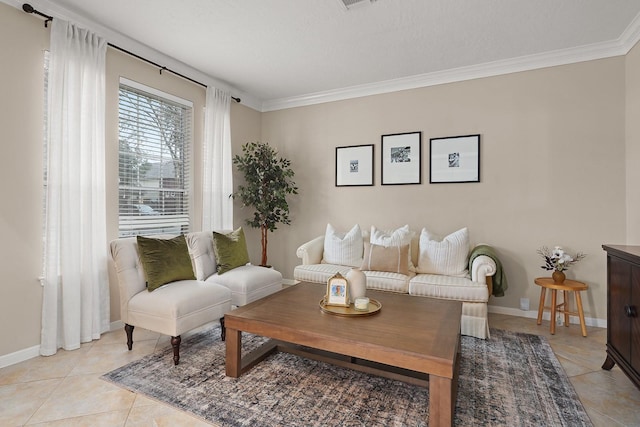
left=293, top=225, right=498, bottom=339
left=110, top=230, right=283, bottom=364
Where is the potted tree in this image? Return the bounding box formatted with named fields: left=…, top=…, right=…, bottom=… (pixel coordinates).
left=232, top=142, right=298, bottom=267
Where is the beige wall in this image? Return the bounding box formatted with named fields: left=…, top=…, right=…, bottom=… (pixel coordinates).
left=626, top=42, right=640, bottom=243
left=258, top=58, right=627, bottom=321
left=0, top=3, right=50, bottom=357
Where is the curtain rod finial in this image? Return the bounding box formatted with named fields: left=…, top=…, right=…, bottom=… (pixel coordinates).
left=22, top=3, right=53, bottom=27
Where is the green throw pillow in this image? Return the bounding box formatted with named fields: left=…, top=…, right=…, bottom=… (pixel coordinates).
left=136, top=235, right=195, bottom=292
left=212, top=228, right=250, bottom=274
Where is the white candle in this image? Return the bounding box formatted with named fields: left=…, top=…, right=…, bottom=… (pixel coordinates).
left=354, top=297, right=369, bottom=311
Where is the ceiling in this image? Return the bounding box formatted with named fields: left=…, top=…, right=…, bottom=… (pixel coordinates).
left=17, top=0, right=640, bottom=110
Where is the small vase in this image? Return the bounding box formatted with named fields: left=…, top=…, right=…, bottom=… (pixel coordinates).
left=552, top=270, right=566, bottom=283
left=346, top=268, right=367, bottom=303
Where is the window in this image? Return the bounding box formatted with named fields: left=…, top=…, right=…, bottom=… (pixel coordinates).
left=118, top=78, right=192, bottom=237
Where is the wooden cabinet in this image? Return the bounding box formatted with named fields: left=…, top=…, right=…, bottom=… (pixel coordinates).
left=602, top=245, right=640, bottom=389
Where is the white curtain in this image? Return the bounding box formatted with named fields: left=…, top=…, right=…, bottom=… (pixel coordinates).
left=41, top=19, right=110, bottom=356
left=202, top=87, right=233, bottom=230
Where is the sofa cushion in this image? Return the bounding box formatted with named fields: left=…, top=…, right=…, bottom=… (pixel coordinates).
left=361, top=242, right=410, bottom=275
left=323, top=223, right=363, bottom=267
left=417, top=227, right=469, bottom=276
left=369, top=225, right=415, bottom=271
left=206, top=265, right=283, bottom=306
left=363, top=270, right=411, bottom=293
left=127, top=279, right=231, bottom=336
left=136, top=235, right=196, bottom=292
left=409, top=273, right=488, bottom=302
left=294, top=263, right=352, bottom=285
left=212, top=228, right=250, bottom=274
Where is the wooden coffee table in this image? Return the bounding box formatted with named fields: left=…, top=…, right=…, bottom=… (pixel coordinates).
left=224, top=282, right=462, bottom=427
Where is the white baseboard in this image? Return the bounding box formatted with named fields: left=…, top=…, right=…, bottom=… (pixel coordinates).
left=1, top=321, right=125, bottom=369
left=488, top=305, right=607, bottom=328
left=0, top=345, right=40, bottom=369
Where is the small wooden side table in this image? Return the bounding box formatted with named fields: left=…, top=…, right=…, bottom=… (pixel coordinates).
left=535, top=277, right=588, bottom=337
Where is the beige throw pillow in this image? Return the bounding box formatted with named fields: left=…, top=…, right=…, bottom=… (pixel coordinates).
left=323, top=223, right=363, bottom=267
left=369, top=225, right=415, bottom=271
left=417, top=227, right=470, bottom=276
left=361, top=242, right=410, bottom=275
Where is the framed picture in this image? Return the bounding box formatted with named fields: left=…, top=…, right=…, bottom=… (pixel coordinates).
left=381, top=132, right=421, bottom=185
left=430, top=134, right=480, bottom=183
left=325, top=273, right=350, bottom=307
left=335, top=144, right=374, bottom=187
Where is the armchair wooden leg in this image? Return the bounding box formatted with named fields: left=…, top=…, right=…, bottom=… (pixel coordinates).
left=171, top=335, right=181, bottom=365
left=124, top=324, right=134, bottom=351
left=220, top=317, right=226, bottom=341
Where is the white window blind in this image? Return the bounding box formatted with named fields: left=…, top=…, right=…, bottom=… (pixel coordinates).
left=118, top=79, right=192, bottom=237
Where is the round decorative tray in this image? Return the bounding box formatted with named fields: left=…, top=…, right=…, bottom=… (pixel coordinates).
left=319, top=298, right=382, bottom=317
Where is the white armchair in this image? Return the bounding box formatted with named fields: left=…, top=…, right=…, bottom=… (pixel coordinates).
left=110, top=236, right=232, bottom=365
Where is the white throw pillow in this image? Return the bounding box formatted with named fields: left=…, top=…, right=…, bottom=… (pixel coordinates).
left=323, top=224, right=364, bottom=267
left=417, top=227, right=470, bottom=276
left=369, top=225, right=415, bottom=271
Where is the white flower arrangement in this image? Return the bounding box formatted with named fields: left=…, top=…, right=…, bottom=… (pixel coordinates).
left=538, top=246, right=586, bottom=272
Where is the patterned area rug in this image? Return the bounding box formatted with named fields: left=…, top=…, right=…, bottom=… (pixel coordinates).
left=102, top=327, right=592, bottom=426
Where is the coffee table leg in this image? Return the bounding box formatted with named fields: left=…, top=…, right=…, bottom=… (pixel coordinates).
left=225, top=327, right=241, bottom=377
left=429, top=375, right=454, bottom=427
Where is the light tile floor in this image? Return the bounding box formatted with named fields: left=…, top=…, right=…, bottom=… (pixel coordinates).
left=1, top=313, right=639, bottom=426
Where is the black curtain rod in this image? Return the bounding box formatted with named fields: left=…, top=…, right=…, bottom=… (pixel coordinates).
left=22, top=3, right=241, bottom=103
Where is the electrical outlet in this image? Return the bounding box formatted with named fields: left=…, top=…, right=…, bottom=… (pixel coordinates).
left=520, top=298, right=530, bottom=311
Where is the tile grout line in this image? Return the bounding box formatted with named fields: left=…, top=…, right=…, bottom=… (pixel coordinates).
left=22, top=370, right=68, bottom=425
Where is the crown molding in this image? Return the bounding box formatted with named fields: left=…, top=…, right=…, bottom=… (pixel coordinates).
left=1, top=0, right=20, bottom=8
left=261, top=40, right=628, bottom=112
left=262, top=12, right=640, bottom=112
left=620, top=9, right=640, bottom=53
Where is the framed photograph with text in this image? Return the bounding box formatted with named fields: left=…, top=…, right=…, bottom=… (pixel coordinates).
left=381, top=132, right=421, bottom=185
left=429, top=134, right=480, bottom=183
left=335, top=144, right=374, bottom=187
